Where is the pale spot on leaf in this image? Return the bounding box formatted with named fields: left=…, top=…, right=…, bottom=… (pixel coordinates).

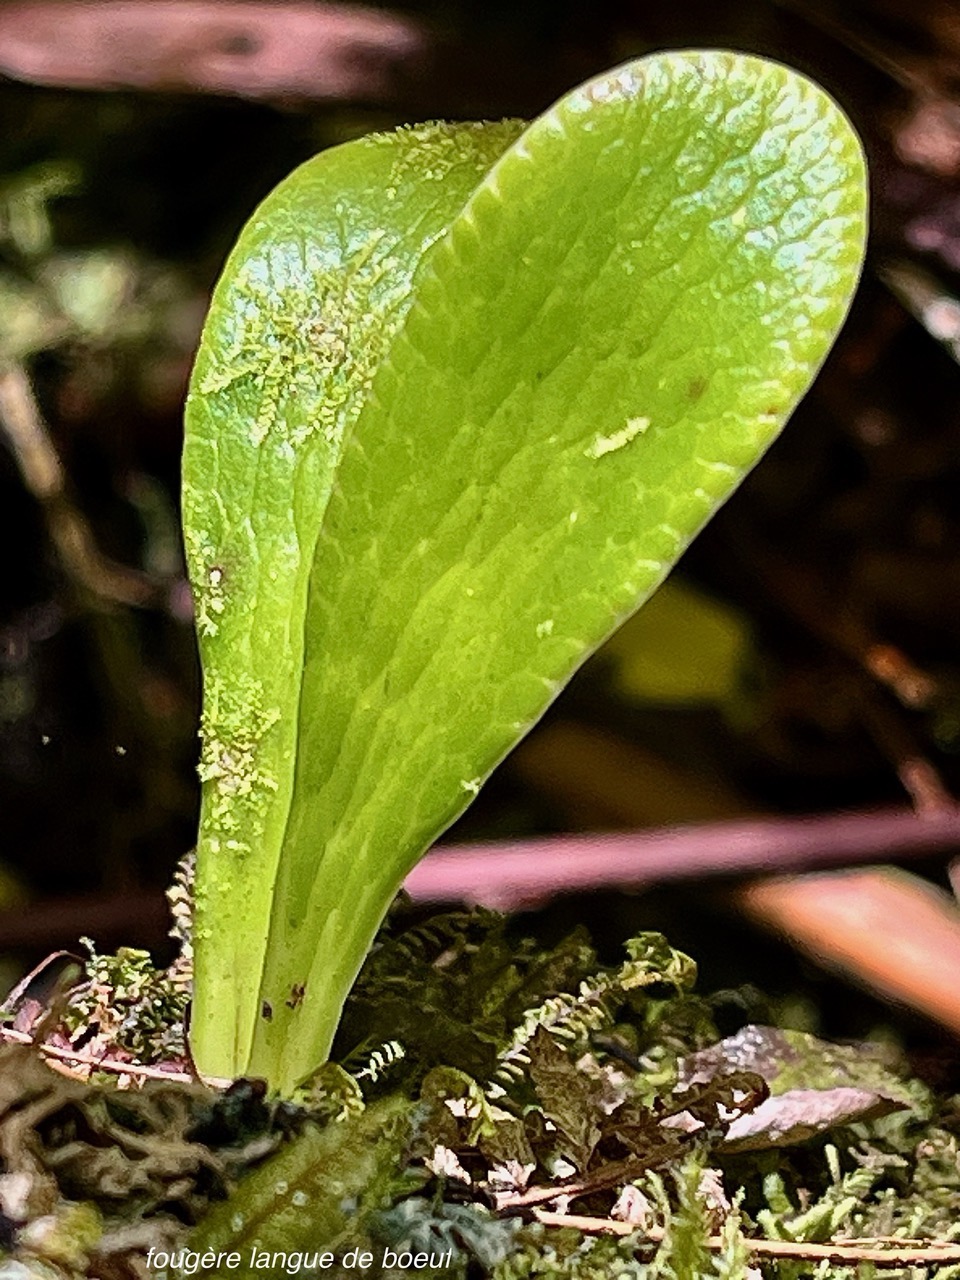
left=584, top=416, right=650, bottom=459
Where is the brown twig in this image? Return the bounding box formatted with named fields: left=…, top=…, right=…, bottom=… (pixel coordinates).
left=858, top=683, right=957, bottom=815
left=771, top=0, right=930, bottom=95
left=0, top=361, right=166, bottom=609
left=745, top=545, right=940, bottom=713
left=496, top=1159, right=664, bottom=1212
left=0, top=950, right=81, bottom=1013
left=0, top=1024, right=195, bottom=1083
left=533, top=1209, right=960, bottom=1266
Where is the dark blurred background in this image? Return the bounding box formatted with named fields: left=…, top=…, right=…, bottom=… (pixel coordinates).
left=2, top=0, right=960, bottom=1062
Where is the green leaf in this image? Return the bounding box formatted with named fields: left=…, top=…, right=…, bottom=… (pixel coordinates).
left=184, top=51, right=867, bottom=1091
left=184, top=122, right=524, bottom=1076
left=526, top=1026, right=604, bottom=1170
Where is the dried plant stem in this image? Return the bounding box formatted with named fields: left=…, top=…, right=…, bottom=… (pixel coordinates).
left=497, top=1160, right=661, bottom=1211
left=2, top=802, right=957, bottom=954
left=741, top=541, right=939, bottom=712
left=0, top=360, right=163, bottom=608
left=0, top=1024, right=195, bottom=1083
left=533, top=1209, right=960, bottom=1266
left=858, top=684, right=956, bottom=814
left=406, top=802, right=960, bottom=909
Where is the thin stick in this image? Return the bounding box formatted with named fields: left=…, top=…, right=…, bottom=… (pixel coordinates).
left=497, top=1159, right=659, bottom=1211
left=0, top=1024, right=195, bottom=1083
left=858, top=687, right=955, bottom=815
left=737, top=538, right=939, bottom=712
left=0, top=361, right=164, bottom=608
left=6, top=803, right=960, bottom=949
left=405, top=804, right=960, bottom=910
left=0, top=950, right=81, bottom=1013
left=533, top=1209, right=960, bottom=1266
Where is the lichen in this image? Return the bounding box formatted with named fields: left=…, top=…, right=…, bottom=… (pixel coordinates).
left=198, top=232, right=400, bottom=455
left=387, top=120, right=523, bottom=190
left=182, top=523, right=229, bottom=639
left=198, top=672, right=281, bottom=854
